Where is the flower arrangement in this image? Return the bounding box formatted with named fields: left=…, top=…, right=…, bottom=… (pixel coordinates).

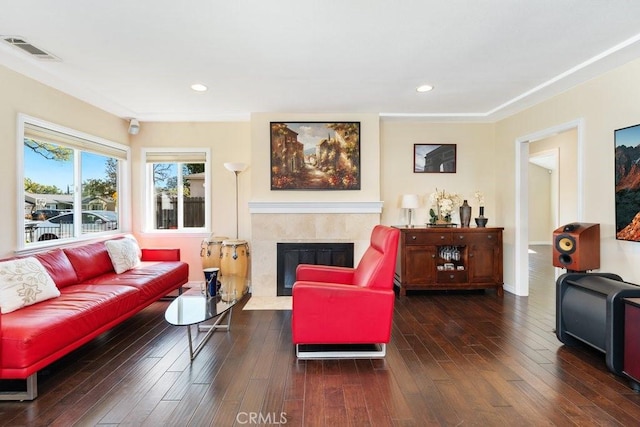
left=474, top=190, right=486, bottom=220
left=428, top=188, right=462, bottom=223
left=474, top=190, right=485, bottom=206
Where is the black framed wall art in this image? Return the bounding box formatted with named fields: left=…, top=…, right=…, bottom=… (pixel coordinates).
left=414, top=144, right=456, bottom=173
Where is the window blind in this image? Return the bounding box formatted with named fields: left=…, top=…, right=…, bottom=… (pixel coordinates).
left=24, top=123, right=128, bottom=160
left=144, top=151, right=207, bottom=164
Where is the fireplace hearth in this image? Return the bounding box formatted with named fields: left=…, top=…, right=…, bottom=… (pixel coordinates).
left=277, top=242, right=354, bottom=296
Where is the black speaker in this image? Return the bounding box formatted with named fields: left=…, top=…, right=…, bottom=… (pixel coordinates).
left=552, top=223, right=600, bottom=271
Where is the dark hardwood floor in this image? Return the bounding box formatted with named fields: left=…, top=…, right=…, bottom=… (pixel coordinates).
left=2, top=245, right=640, bottom=426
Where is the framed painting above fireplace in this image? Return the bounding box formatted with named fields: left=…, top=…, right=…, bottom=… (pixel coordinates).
left=270, top=122, right=360, bottom=190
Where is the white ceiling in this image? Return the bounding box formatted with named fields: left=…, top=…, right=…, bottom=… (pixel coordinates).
left=2, top=1, right=640, bottom=122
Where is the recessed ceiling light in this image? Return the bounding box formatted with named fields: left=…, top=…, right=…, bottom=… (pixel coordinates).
left=416, top=84, right=434, bottom=93
left=191, top=83, right=208, bottom=92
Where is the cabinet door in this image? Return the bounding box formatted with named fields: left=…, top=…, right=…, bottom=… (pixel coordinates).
left=468, top=243, right=499, bottom=283
left=404, top=245, right=437, bottom=285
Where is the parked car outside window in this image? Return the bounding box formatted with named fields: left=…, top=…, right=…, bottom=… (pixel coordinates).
left=25, top=210, right=118, bottom=242
left=30, top=209, right=63, bottom=220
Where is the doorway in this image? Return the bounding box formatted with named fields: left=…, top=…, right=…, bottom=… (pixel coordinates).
left=514, top=119, right=584, bottom=296
left=529, top=148, right=559, bottom=243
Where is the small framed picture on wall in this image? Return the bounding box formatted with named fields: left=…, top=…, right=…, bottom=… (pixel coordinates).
left=414, top=144, right=457, bottom=173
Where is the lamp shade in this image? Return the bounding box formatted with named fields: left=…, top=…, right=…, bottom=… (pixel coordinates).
left=401, top=194, right=419, bottom=209
left=224, top=162, right=247, bottom=173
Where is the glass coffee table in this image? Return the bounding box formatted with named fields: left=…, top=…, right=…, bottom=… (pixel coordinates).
left=165, top=275, right=248, bottom=360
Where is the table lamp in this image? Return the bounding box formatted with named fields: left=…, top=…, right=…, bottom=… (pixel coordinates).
left=401, top=194, right=419, bottom=227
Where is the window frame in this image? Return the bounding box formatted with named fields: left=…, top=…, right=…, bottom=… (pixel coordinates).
left=142, top=147, right=210, bottom=234
left=17, top=114, right=130, bottom=252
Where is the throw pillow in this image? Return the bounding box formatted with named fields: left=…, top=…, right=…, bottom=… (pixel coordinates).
left=0, top=257, right=61, bottom=314
left=105, top=236, right=141, bottom=274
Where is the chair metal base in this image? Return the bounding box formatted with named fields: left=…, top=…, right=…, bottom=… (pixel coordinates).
left=0, top=373, right=37, bottom=401
left=296, top=343, right=386, bottom=360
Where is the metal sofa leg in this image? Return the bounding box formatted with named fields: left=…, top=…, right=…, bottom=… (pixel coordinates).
left=0, top=373, right=38, bottom=401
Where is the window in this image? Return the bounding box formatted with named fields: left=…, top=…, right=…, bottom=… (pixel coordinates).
left=143, top=148, right=209, bottom=232
left=19, top=115, right=129, bottom=249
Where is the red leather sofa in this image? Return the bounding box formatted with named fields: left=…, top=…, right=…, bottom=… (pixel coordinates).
left=0, top=237, right=188, bottom=400
left=291, top=225, right=400, bottom=359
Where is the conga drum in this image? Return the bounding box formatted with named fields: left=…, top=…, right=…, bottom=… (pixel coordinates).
left=220, top=239, right=250, bottom=277
left=200, top=236, right=228, bottom=270
left=218, top=275, right=248, bottom=302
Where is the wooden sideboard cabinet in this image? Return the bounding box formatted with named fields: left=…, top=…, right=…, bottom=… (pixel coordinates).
left=393, top=226, right=504, bottom=296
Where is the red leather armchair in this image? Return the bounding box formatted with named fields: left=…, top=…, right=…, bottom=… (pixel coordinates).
left=291, top=225, right=400, bottom=358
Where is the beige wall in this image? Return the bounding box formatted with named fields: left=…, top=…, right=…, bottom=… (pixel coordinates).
left=248, top=113, right=382, bottom=295
left=249, top=112, right=381, bottom=202
left=380, top=121, right=496, bottom=226
left=130, top=121, right=251, bottom=282
left=529, top=129, right=578, bottom=229
left=6, top=55, right=640, bottom=292
left=528, top=163, right=552, bottom=243
left=0, top=65, right=129, bottom=257
left=0, top=65, right=251, bottom=284
left=495, top=57, right=640, bottom=288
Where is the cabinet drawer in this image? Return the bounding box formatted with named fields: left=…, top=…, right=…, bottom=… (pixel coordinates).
left=405, top=232, right=453, bottom=245
left=455, top=232, right=500, bottom=244
left=437, top=270, right=468, bottom=283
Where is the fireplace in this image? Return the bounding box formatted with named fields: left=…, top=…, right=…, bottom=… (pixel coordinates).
left=277, top=242, right=354, bottom=296
left=248, top=202, right=383, bottom=297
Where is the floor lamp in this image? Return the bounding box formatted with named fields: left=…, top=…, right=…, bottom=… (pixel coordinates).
left=224, top=162, right=247, bottom=239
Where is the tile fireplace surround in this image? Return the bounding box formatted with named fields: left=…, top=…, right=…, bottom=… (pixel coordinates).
left=248, top=201, right=383, bottom=297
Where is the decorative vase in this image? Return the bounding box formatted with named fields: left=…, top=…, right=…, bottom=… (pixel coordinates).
left=459, top=200, right=471, bottom=228
left=475, top=206, right=488, bottom=227
left=203, top=267, right=220, bottom=298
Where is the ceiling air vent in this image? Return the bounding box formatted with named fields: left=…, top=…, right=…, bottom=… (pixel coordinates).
left=2, top=36, right=60, bottom=60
